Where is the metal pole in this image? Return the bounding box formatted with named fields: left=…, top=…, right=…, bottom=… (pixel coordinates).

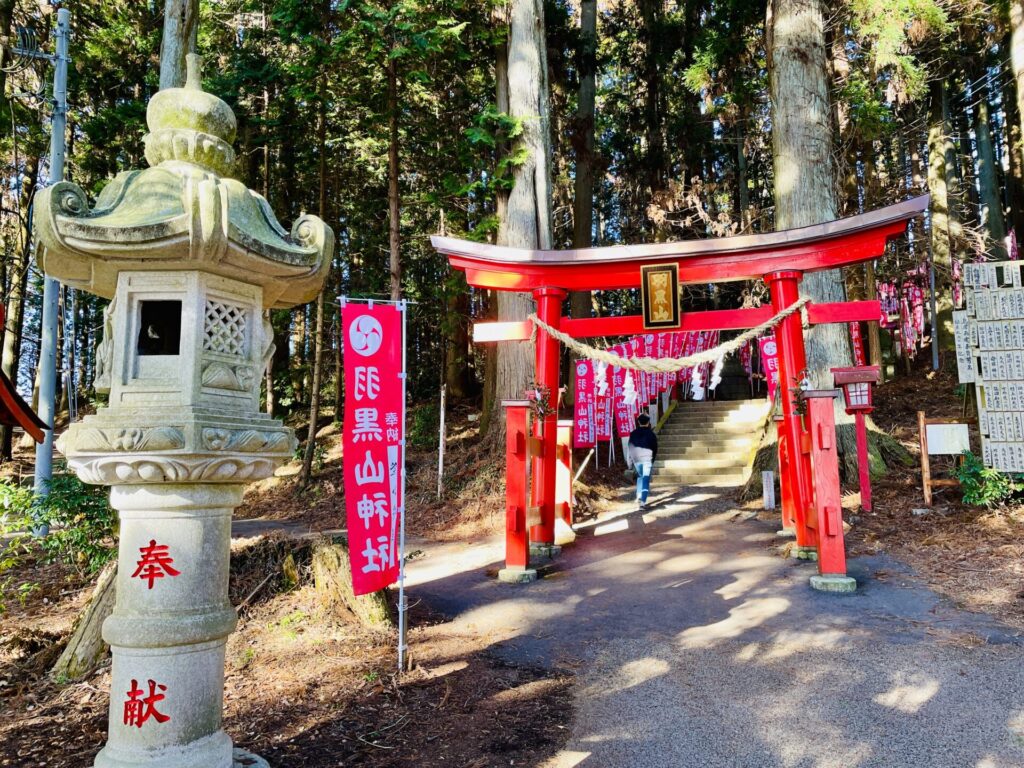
left=34, top=7, right=70, bottom=499
left=929, top=248, right=940, bottom=372
left=436, top=383, right=446, bottom=501
left=397, top=300, right=409, bottom=671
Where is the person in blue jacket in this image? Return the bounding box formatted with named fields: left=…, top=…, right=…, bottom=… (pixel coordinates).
left=628, top=413, right=658, bottom=508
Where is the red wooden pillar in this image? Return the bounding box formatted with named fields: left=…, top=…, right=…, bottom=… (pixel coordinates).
left=764, top=271, right=817, bottom=549
left=804, top=391, right=855, bottom=593
left=530, top=287, right=566, bottom=548
left=499, top=400, right=537, bottom=583
left=556, top=420, right=573, bottom=525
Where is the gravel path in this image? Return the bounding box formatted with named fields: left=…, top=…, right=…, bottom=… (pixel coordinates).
left=408, top=483, right=1024, bottom=768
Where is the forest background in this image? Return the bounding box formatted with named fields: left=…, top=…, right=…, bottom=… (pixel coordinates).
left=0, top=0, right=1017, bottom=473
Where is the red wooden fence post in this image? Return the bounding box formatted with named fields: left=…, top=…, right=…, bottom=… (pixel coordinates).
left=764, top=271, right=817, bottom=553
left=499, top=401, right=538, bottom=583
left=530, top=287, right=566, bottom=553
left=804, top=390, right=856, bottom=593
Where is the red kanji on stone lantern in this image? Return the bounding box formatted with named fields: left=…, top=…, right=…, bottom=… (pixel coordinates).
left=131, top=540, right=181, bottom=589
left=123, top=679, right=171, bottom=728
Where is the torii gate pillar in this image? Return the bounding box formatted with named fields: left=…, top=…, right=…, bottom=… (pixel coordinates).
left=765, top=271, right=817, bottom=551
left=530, top=287, right=566, bottom=549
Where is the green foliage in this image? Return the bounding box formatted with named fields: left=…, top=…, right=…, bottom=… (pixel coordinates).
left=35, top=471, right=118, bottom=574
left=409, top=402, right=440, bottom=450
left=847, top=0, right=951, bottom=102
left=952, top=452, right=1018, bottom=508
left=0, top=470, right=117, bottom=576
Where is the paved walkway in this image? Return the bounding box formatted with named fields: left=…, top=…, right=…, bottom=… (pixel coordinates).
left=407, top=483, right=1024, bottom=768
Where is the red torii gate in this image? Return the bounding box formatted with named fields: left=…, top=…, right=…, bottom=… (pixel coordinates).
left=431, top=195, right=928, bottom=577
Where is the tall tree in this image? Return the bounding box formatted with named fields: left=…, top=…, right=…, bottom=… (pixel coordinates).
left=488, top=0, right=555, bottom=438
left=767, top=0, right=851, bottom=381
left=927, top=78, right=953, bottom=348
left=159, top=0, right=198, bottom=89
left=570, top=0, right=597, bottom=320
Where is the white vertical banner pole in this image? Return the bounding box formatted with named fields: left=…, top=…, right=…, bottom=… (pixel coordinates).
left=397, top=300, right=409, bottom=671
left=437, top=383, right=446, bottom=501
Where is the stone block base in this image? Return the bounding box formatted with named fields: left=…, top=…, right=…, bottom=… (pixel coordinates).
left=529, top=543, right=562, bottom=559
left=497, top=567, right=538, bottom=584
left=775, top=528, right=796, bottom=539
left=810, top=574, right=857, bottom=594
left=790, top=545, right=818, bottom=561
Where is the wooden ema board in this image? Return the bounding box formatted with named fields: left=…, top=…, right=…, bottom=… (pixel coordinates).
left=955, top=261, right=1024, bottom=472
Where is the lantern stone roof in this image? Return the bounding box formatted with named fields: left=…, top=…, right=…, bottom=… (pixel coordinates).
left=33, top=55, right=332, bottom=309
left=0, top=310, right=47, bottom=443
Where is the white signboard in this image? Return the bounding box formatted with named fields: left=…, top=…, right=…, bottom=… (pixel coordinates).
left=925, top=424, right=971, bottom=456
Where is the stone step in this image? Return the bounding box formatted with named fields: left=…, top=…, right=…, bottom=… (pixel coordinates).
left=658, top=448, right=758, bottom=460
left=655, top=438, right=761, bottom=450
left=664, top=410, right=767, bottom=421
left=652, top=470, right=751, bottom=485
left=654, top=457, right=752, bottom=471
left=660, top=423, right=766, bottom=437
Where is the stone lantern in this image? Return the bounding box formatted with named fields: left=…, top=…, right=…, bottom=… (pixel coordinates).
left=34, top=56, right=332, bottom=768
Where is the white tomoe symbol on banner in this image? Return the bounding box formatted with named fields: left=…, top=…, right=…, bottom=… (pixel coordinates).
left=576, top=361, right=588, bottom=377
left=354, top=366, right=380, bottom=400
left=349, top=315, right=384, bottom=357
left=355, top=451, right=385, bottom=485
left=353, top=407, right=383, bottom=442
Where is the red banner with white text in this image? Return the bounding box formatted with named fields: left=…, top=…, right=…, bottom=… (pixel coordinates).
left=342, top=302, right=405, bottom=596
left=758, top=335, right=780, bottom=406
left=574, top=359, right=596, bottom=447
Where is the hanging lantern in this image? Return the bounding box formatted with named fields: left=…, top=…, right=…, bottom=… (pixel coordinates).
left=830, top=366, right=881, bottom=415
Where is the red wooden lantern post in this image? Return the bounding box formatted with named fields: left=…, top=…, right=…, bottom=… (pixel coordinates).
left=830, top=366, right=881, bottom=512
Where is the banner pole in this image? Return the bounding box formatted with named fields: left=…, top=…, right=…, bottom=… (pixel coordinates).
left=397, top=300, right=409, bottom=671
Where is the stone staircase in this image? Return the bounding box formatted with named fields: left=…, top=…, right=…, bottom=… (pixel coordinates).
left=653, top=399, right=771, bottom=486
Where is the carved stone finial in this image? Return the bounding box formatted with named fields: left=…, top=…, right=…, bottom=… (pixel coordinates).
left=144, top=54, right=237, bottom=175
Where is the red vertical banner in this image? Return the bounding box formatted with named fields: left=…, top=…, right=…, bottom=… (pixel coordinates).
left=342, top=302, right=405, bottom=597
left=594, top=361, right=612, bottom=441
left=849, top=322, right=866, bottom=366
left=573, top=359, right=596, bottom=447
left=758, top=334, right=780, bottom=405
left=657, top=333, right=669, bottom=393
left=612, top=345, right=633, bottom=437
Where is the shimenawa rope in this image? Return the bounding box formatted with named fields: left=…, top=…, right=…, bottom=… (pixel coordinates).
left=527, top=296, right=810, bottom=373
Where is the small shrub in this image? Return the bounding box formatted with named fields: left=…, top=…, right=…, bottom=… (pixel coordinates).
left=952, top=451, right=1017, bottom=508
left=0, top=468, right=116, bottom=576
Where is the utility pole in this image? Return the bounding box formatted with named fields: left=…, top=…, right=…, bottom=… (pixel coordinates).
left=33, top=7, right=71, bottom=498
